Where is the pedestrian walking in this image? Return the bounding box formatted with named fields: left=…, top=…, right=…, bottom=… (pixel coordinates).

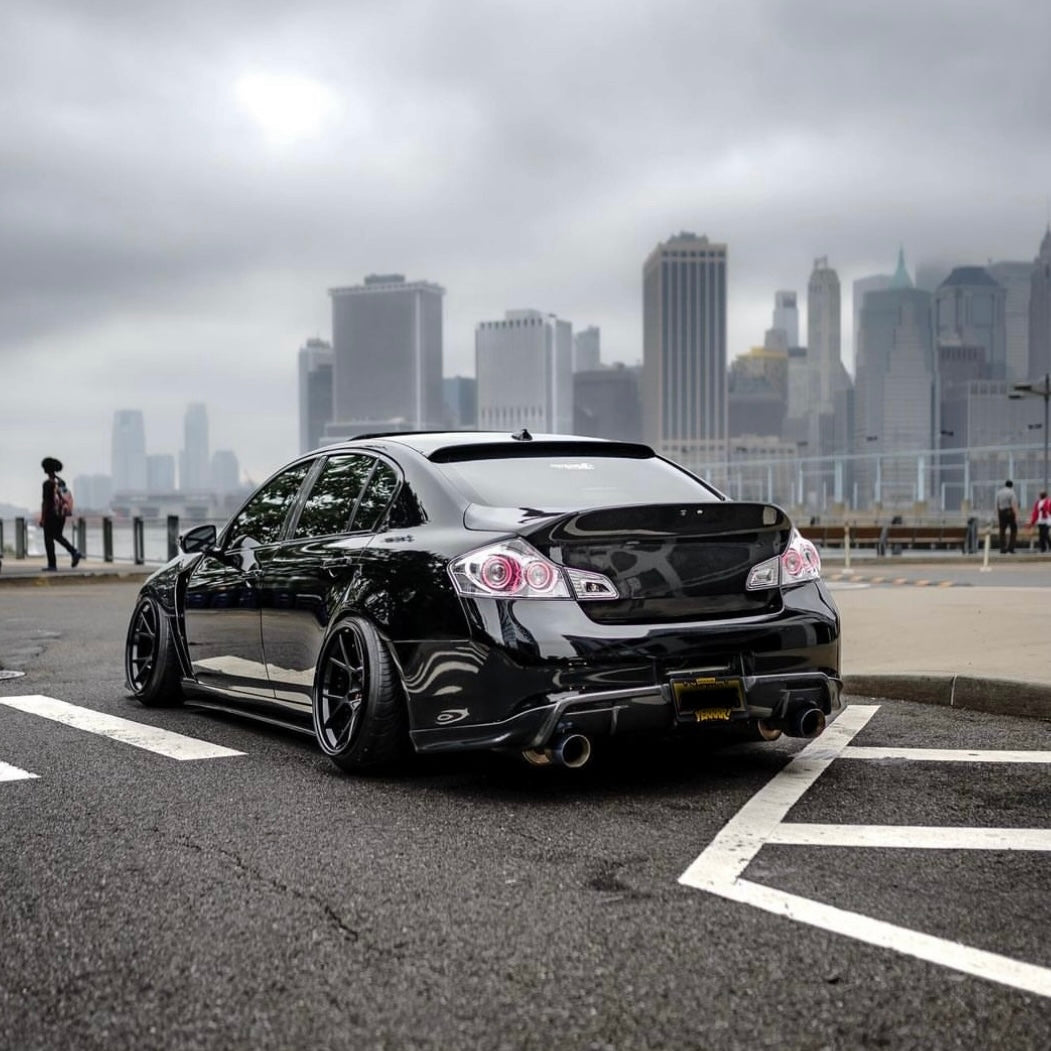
left=1028, top=489, right=1051, bottom=553
left=39, top=457, right=82, bottom=571
left=994, top=478, right=1019, bottom=555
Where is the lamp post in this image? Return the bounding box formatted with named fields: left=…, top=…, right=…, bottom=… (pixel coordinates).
left=1010, top=373, right=1051, bottom=494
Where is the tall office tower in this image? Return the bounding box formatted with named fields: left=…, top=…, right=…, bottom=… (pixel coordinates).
left=855, top=259, right=934, bottom=505
left=807, top=257, right=846, bottom=409
left=573, top=326, right=601, bottom=371
left=297, top=337, right=334, bottom=453
left=476, top=310, right=573, bottom=433
left=852, top=273, right=892, bottom=373
left=573, top=364, right=642, bottom=441
left=1028, top=228, right=1051, bottom=378
left=180, top=403, right=210, bottom=492
left=772, top=291, right=799, bottom=348
left=211, top=450, right=240, bottom=494
left=111, top=410, right=147, bottom=493
left=328, top=274, right=444, bottom=434
left=987, top=260, right=1032, bottom=381
left=642, top=232, right=727, bottom=467
left=146, top=454, right=176, bottom=493
left=728, top=347, right=788, bottom=439
left=442, top=376, right=477, bottom=429
left=934, top=267, right=1006, bottom=379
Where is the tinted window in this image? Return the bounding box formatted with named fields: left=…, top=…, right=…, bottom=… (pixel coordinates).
left=227, top=462, right=312, bottom=547
left=295, top=454, right=375, bottom=539
left=434, top=454, right=716, bottom=507
left=351, top=460, right=399, bottom=531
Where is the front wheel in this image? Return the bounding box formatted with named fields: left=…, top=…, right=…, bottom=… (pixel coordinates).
left=312, top=618, right=407, bottom=773
left=125, top=595, right=184, bottom=706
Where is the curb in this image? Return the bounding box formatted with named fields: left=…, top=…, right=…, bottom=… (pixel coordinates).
left=844, top=674, right=1051, bottom=723
left=0, top=569, right=155, bottom=588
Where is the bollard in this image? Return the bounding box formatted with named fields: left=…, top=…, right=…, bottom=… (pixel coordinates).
left=133, top=517, right=145, bottom=565
left=166, top=515, right=179, bottom=561
left=844, top=523, right=851, bottom=570
left=15, top=517, right=27, bottom=559
left=979, top=530, right=992, bottom=573
left=102, top=517, right=114, bottom=563
left=76, top=517, right=87, bottom=558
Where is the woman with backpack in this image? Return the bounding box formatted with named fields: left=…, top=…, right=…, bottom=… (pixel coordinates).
left=39, top=456, right=81, bottom=571
left=1028, top=490, right=1051, bottom=553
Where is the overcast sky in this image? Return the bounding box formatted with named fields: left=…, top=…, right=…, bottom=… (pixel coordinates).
left=2, top=0, right=1050, bottom=508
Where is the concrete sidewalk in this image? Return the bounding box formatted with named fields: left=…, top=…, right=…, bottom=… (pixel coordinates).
left=1, top=551, right=1049, bottom=722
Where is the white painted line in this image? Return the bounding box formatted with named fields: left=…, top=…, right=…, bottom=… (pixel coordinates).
left=0, top=695, right=244, bottom=761
left=678, top=704, right=880, bottom=887
left=0, top=760, right=38, bottom=782
left=768, top=823, right=1051, bottom=851
left=714, top=878, right=1051, bottom=1001
left=679, top=702, right=1051, bottom=998
left=843, top=746, right=1051, bottom=764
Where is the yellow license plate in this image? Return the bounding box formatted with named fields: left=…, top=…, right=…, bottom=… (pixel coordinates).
left=694, top=707, right=733, bottom=723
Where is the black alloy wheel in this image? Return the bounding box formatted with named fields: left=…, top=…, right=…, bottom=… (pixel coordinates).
left=312, top=618, right=407, bottom=773
left=124, top=595, right=183, bottom=706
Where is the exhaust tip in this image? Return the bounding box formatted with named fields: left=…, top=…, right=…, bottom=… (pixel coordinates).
left=554, top=733, right=592, bottom=769
left=794, top=707, right=826, bottom=739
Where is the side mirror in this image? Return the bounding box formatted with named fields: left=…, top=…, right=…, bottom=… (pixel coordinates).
left=180, top=523, right=218, bottom=554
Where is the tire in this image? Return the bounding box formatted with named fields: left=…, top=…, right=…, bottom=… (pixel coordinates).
left=312, top=617, right=407, bottom=773
left=125, top=595, right=184, bottom=707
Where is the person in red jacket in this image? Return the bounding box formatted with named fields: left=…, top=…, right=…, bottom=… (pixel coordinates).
left=1029, top=489, right=1051, bottom=553
left=39, top=457, right=81, bottom=571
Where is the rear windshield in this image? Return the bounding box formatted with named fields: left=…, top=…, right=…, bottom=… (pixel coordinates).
left=433, top=453, right=720, bottom=508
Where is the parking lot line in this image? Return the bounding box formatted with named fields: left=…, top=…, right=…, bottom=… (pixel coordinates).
left=679, top=703, right=1051, bottom=999
left=0, top=695, right=244, bottom=761
left=842, top=745, right=1051, bottom=764
left=0, top=760, right=38, bottom=782
left=768, top=823, right=1051, bottom=851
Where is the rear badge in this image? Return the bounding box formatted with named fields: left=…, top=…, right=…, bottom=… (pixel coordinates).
left=436, top=708, right=469, bottom=724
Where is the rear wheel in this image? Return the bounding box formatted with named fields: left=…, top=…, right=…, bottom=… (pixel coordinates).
left=312, top=618, right=407, bottom=773
left=125, top=595, right=184, bottom=706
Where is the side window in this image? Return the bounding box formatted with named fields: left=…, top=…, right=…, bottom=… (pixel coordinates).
left=294, top=454, right=375, bottom=539
left=351, top=460, right=399, bottom=532
left=227, top=462, right=312, bottom=548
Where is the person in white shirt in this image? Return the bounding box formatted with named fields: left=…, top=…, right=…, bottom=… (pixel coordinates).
left=994, top=479, right=1019, bottom=554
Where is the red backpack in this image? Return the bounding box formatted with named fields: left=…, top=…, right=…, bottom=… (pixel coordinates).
left=53, top=477, right=74, bottom=518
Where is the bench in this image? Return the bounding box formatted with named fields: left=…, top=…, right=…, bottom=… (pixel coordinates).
left=800, top=522, right=976, bottom=555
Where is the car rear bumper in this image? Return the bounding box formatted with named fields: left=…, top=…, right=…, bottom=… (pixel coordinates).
left=409, top=669, right=842, bottom=753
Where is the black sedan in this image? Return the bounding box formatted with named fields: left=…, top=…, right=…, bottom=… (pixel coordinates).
left=124, top=431, right=841, bottom=773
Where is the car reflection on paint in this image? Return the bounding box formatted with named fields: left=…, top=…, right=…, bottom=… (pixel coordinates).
left=124, top=431, right=841, bottom=774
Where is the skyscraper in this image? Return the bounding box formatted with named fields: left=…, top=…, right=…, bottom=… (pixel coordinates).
left=642, top=232, right=727, bottom=467
left=807, top=257, right=846, bottom=409
left=111, top=410, right=147, bottom=493
left=772, top=291, right=799, bottom=348
left=298, top=337, right=334, bottom=453
left=935, top=267, right=1006, bottom=379
left=180, top=403, right=210, bottom=492
left=476, top=310, right=573, bottom=433
left=328, top=274, right=444, bottom=434
left=855, top=256, right=934, bottom=505
left=987, top=260, right=1032, bottom=381
left=1028, top=228, right=1051, bottom=378
left=573, top=326, right=601, bottom=371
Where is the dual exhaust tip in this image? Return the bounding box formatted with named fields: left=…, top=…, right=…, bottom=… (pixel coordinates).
left=521, top=703, right=826, bottom=767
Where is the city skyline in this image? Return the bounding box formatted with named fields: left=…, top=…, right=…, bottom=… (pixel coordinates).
left=2, top=0, right=1050, bottom=506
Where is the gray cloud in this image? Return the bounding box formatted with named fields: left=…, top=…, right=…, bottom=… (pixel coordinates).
left=2, top=0, right=1049, bottom=504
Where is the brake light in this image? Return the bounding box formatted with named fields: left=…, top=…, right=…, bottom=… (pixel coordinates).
left=449, top=538, right=618, bottom=600
left=745, top=529, right=821, bottom=590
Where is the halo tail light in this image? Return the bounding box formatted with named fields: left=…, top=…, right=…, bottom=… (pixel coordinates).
left=746, top=529, right=822, bottom=591
left=449, top=538, right=617, bottom=600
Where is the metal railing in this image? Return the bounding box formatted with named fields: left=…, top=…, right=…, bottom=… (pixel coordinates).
left=1, top=515, right=226, bottom=566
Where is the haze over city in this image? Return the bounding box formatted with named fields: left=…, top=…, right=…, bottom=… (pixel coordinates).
left=2, top=0, right=1050, bottom=508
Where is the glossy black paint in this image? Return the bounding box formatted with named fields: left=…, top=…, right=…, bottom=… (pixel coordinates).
left=129, top=432, right=841, bottom=757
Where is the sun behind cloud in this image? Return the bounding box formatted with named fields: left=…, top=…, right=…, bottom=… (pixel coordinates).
left=234, top=72, right=338, bottom=146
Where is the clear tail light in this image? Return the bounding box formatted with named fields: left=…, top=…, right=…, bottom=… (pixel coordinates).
left=449, top=538, right=618, bottom=600
left=746, top=529, right=821, bottom=590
